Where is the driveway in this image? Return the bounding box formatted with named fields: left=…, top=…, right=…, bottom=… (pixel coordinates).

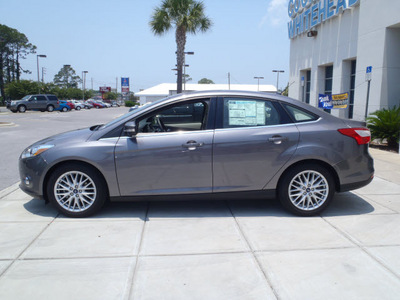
left=0, top=148, right=399, bottom=299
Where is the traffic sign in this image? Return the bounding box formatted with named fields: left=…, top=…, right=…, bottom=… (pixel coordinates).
left=365, top=66, right=372, bottom=81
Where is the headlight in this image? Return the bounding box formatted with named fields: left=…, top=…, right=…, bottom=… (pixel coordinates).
left=11, top=101, right=16, bottom=105
left=21, top=144, right=54, bottom=159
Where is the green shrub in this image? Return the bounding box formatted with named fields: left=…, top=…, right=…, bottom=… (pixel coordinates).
left=125, top=100, right=138, bottom=107
left=367, top=106, right=400, bottom=148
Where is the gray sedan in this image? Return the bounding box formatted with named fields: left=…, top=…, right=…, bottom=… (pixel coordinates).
left=19, top=90, right=374, bottom=217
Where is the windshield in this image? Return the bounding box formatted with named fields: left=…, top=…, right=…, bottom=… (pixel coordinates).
left=99, top=97, right=170, bottom=130
left=21, top=95, right=31, bottom=101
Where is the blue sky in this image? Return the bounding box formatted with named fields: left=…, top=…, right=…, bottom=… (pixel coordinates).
left=1, top=0, right=290, bottom=92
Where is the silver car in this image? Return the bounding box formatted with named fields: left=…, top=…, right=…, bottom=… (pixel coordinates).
left=19, top=91, right=374, bottom=217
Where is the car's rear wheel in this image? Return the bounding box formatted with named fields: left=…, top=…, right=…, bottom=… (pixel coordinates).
left=47, top=105, right=54, bottom=112
left=18, top=105, right=26, bottom=113
left=278, top=163, right=335, bottom=216
left=47, top=163, right=107, bottom=217
left=76, top=106, right=81, bottom=110
left=62, top=107, right=68, bottom=112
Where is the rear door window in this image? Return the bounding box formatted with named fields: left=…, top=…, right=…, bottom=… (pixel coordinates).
left=37, top=96, right=47, bottom=101
left=221, top=98, right=287, bottom=128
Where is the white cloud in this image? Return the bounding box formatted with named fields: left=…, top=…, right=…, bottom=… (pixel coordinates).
left=260, top=0, right=289, bottom=28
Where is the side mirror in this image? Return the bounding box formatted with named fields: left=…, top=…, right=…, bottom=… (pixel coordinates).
left=124, top=121, right=137, bottom=137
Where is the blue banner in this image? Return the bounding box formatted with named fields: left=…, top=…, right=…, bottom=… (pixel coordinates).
left=318, top=93, right=348, bottom=109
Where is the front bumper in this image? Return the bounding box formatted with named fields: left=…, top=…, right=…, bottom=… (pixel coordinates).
left=19, top=155, right=48, bottom=201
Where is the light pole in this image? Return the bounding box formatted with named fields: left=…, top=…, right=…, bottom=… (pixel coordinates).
left=254, top=76, right=264, bottom=91
left=184, top=51, right=194, bottom=91
left=37, top=55, right=46, bottom=93
left=64, top=64, right=71, bottom=88
left=272, top=70, right=285, bottom=93
left=82, top=71, right=88, bottom=101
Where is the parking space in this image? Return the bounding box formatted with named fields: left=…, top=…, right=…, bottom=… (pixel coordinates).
left=0, top=147, right=400, bottom=299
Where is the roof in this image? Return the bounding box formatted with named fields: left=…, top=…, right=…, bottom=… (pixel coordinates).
left=136, top=83, right=277, bottom=96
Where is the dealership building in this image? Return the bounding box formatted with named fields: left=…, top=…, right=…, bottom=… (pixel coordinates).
left=288, top=0, right=400, bottom=120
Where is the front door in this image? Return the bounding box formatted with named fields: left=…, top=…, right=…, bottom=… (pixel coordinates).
left=115, top=99, right=214, bottom=196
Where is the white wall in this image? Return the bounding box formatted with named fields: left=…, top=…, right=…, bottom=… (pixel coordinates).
left=289, top=0, right=400, bottom=120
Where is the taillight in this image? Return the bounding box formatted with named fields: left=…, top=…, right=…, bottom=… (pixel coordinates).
left=338, top=128, right=371, bottom=145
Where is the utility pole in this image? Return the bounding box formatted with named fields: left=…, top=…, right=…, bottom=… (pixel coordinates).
left=228, top=72, right=231, bottom=90
left=41, top=67, right=46, bottom=83
left=116, top=77, right=118, bottom=94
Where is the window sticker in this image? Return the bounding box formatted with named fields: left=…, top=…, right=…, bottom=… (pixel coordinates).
left=228, top=100, right=265, bottom=126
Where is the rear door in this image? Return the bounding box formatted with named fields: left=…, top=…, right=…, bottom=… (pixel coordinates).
left=212, top=97, right=299, bottom=192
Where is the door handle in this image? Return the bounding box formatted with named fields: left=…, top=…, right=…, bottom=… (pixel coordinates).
left=182, top=140, right=204, bottom=150
left=268, top=136, right=287, bottom=144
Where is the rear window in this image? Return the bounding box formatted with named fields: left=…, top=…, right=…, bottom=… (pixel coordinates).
left=283, top=104, right=318, bottom=123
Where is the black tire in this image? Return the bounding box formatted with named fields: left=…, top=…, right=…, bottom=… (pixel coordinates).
left=76, top=106, right=81, bottom=110
left=46, top=163, right=107, bottom=217
left=278, top=163, right=335, bottom=216
left=62, top=107, right=68, bottom=112
left=18, top=105, right=26, bottom=113
left=47, top=105, right=54, bottom=112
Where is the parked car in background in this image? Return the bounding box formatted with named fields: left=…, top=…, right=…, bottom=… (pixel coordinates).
left=82, top=101, right=93, bottom=109
left=65, top=101, right=75, bottom=110
left=99, top=101, right=111, bottom=108
left=7, top=94, right=60, bottom=113
left=69, top=100, right=85, bottom=110
left=54, top=100, right=71, bottom=112
left=86, top=100, right=104, bottom=109
left=111, top=101, right=120, bottom=107
left=18, top=90, right=374, bottom=218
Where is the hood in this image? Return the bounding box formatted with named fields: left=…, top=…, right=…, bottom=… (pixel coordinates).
left=31, top=126, right=95, bottom=147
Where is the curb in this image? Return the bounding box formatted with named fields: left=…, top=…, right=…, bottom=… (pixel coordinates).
left=0, top=182, right=20, bottom=199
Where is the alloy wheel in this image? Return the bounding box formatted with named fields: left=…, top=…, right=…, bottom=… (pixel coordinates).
left=54, top=171, right=97, bottom=212
left=288, top=170, right=329, bottom=211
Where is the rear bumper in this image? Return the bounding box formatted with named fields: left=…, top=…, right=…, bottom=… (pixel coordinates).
left=339, top=174, right=374, bottom=192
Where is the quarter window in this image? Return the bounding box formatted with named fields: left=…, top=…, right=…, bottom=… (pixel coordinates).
left=283, top=104, right=318, bottom=123
left=222, top=98, right=282, bottom=128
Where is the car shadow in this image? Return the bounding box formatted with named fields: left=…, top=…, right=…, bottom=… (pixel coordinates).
left=23, top=191, right=375, bottom=220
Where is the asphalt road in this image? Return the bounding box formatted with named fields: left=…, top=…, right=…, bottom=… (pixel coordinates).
left=0, top=107, right=127, bottom=191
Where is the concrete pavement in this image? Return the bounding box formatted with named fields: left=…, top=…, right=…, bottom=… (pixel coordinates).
left=0, top=148, right=399, bottom=299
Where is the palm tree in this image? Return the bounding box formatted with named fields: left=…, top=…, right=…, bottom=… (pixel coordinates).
left=150, top=0, right=212, bottom=93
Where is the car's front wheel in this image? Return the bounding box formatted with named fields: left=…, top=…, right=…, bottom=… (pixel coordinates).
left=62, top=107, right=68, bottom=112
left=76, top=106, right=81, bottom=110
left=47, top=163, right=107, bottom=217
left=278, top=163, right=335, bottom=216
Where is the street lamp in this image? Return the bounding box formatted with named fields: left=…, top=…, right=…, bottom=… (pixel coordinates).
left=64, top=64, right=71, bottom=88
left=37, top=54, right=46, bottom=93
left=254, top=76, right=264, bottom=91
left=183, top=51, right=194, bottom=91
left=272, top=70, right=285, bottom=93
left=82, top=71, right=88, bottom=101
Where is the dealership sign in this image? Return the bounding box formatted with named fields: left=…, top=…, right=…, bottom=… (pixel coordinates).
left=121, top=77, right=129, bottom=93
left=99, top=86, right=111, bottom=92
left=288, top=0, right=360, bottom=39
left=318, top=93, right=348, bottom=109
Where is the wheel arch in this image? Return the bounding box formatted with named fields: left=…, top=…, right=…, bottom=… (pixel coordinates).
left=42, top=160, right=110, bottom=202
left=276, top=159, right=340, bottom=193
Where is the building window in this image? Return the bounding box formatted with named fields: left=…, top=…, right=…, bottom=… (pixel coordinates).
left=305, top=70, right=311, bottom=104
left=324, top=65, right=333, bottom=113
left=348, top=60, right=356, bottom=119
